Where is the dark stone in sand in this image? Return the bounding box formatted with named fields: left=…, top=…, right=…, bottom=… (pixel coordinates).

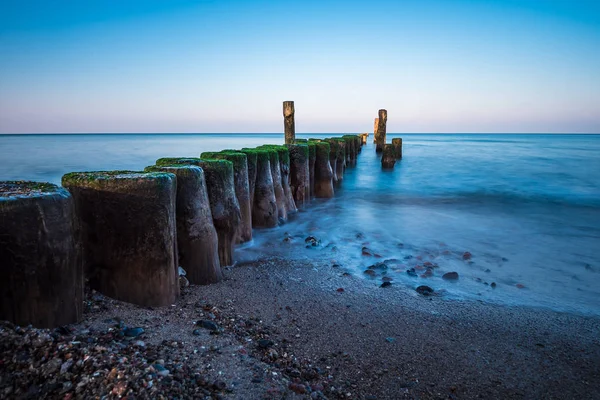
left=212, top=380, right=227, bottom=391
left=0, top=181, right=82, bottom=328
left=258, top=339, right=274, bottom=349
left=380, top=282, right=392, bottom=288
left=123, top=327, right=144, bottom=337
left=364, top=269, right=377, bottom=276
left=463, top=251, right=472, bottom=260
left=193, top=329, right=201, bottom=336
left=416, top=285, right=434, bottom=296
left=443, top=272, right=459, bottom=281
left=491, top=282, right=497, bottom=288
left=369, top=262, right=388, bottom=270
left=199, top=320, right=219, bottom=331
left=406, top=268, right=417, bottom=277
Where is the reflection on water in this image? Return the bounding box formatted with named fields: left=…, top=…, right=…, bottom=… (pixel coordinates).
left=1, top=133, right=600, bottom=315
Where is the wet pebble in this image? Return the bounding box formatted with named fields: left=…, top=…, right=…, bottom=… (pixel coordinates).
left=198, top=320, right=219, bottom=331
left=380, top=282, right=392, bottom=288
left=416, top=285, right=434, bottom=296
left=123, top=327, right=144, bottom=337
left=442, top=272, right=459, bottom=281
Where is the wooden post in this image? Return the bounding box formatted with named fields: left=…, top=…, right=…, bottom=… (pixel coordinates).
left=201, top=151, right=253, bottom=243
left=63, top=171, right=179, bottom=307
left=373, top=118, right=379, bottom=143
left=257, top=146, right=287, bottom=222
left=313, top=141, right=334, bottom=198
left=242, top=148, right=278, bottom=228
left=283, top=101, right=295, bottom=144
left=381, top=144, right=396, bottom=169
left=335, top=139, right=346, bottom=181
left=392, top=138, right=403, bottom=159
left=325, top=138, right=339, bottom=186
left=145, top=165, right=222, bottom=285
left=376, top=109, right=387, bottom=153
left=0, top=181, right=82, bottom=328
left=360, top=133, right=368, bottom=145
left=156, top=158, right=241, bottom=267
left=285, top=143, right=310, bottom=209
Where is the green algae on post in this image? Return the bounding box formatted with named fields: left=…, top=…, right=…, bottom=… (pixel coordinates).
left=256, top=146, right=287, bottom=222
left=144, top=165, right=222, bottom=285
left=62, top=171, right=179, bottom=308
left=324, top=139, right=340, bottom=186
left=303, top=141, right=317, bottom=197
left=258, top=145, right=296, bottom=214
left=0, top=181, right=82, bottom=328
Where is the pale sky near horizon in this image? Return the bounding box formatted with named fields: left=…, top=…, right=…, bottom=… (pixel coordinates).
left=1, top=0, right=599, bottom=134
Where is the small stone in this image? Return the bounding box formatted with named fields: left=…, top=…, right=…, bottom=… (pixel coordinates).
left=382, top=276, right=393, bottom=282
left=305, top=236, right=321, bottom=247
left=368, top=262, right=388, bottom=270
left=123, top=327, right=144, bottom=337
left=385, top=337, right=395, bottom=343
left=442, top=272, right=459, bottom=281
left=362, top=247, right=373, bottom=256
left=258, top=339, right=274, bottom=349
left=336, top=287, right=345, bottom=293
left=192, top=329, right=201, bottom=336
left=198, top=320, right=219, bottom=331
left=406, top=268, right=417, bottom=277
left=212, top=380, right=227, bottom=391
left=416, top=285, right=434, bottom=296
left=364, top=269, right=376, bottom=276
left=516, top=283, right=526, bottom=289
left=462, top=252, right=472, bottom=260
left=289, top=382, right=307, bottom=394
left=491, top=282, right=497, bottom=288
left=380, top=282, right=392, bottom=288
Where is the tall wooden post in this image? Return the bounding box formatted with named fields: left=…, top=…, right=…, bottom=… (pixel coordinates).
left=283, top=101, right=295, bottom=144
left=376, top=109, right=387, bottom=153
left=373, top=118, right=379, bottom=143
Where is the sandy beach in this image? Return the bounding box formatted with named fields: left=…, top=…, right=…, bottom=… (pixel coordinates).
left=2, top=256, right=599, bottom=399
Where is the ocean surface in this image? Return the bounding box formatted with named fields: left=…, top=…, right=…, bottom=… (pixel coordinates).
left=1, top=133, right=599, bottom=315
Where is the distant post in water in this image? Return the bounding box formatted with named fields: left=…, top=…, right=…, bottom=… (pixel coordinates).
left=373, top=118, right=379, bottom=143
left=283, top=101, right=295, bottom=144
left=392, top=138, right=403, bottom=159
left=381, top=144, right=396, bottom=169
left=375, top=109, right=387, bottom=153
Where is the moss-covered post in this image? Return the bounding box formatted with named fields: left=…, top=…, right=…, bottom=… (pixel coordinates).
left=201, top=151, right=252, bottom=243
left=0, top=182, right=82, bottom=328
left=325, top=138, right=339, bottom=186
left=307, top=141, right=316, bottom=198
left=62, top=171, right=179, bottom=307
left=342, top=136, right=356, bottom=166
left=381, top=144, right=396, bottom=169
left=285, top=143, right=310, bottom=208
left=283, top=101, right=295, bottom=144
left=376, top=109, right=387, bottom=153
left=274, top=146, right=297, bottom=214
left=313, top=141, right=334, bottom=198
left=355, top=135, right=362, bottom=153
left=392, top=138, right=403, bottom=159
left=239, top=149, right=257, bottom=211
left=335, top=138, right=346, bottom=181
left=373, top=118, right=379, bottom=143
left=156, top=158, right=241, bottom=267
left=257, top=146, right=287, bottom=222
left=245, top=149, right=278, bottom=228
left=144, top=165, right=222, bottom=285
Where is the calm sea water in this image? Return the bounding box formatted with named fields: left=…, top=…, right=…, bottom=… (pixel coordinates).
left=1, top=133, right=599, bottom=315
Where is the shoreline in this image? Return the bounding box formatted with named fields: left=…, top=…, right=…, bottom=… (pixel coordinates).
left=2, top=256, right=599, bottom=399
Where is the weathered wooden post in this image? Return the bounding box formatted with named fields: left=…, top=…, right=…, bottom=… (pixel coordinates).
left=243, top=148, right=278, bottom=227
left=145, top=165, right=222, bottom=285
left=360, top=133, right=368, bottom=145
left=201, top=151, right=252, bottom=243
left=342, top=135, right=356, bottom=165
left=297, top=140, right=317, bottom=198
left=355, top=135, right=362, bottom=153
left=239, top=149, right=257, bottom=210
left=63, top=171, right=179, bottom=307
left=313, top=141, right=335, bottom=198
left=156, top=158, right=241, bottom=267
left=373, top=118, right=379, bottom=143
left=274, top=146, right=297, bottom=214
left=392, top=138, right=403, bottom=159
left=0, top=182, right=82, bottom=328
left=257, top=146, right=287, bottom=222
left=375, top=109, right=387, bottom=153
left=335, top=138, right=346, bottom=181
left=283, top=101, right=295, bottom=144
left=381, top=144, right=396, bottom=169
left=325, top=138, right=339, bottom=186
left=285, top=143, right=310, bottom=208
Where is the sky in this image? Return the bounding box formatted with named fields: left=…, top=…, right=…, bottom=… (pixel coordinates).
left=0, top=0, right=599, bottom=134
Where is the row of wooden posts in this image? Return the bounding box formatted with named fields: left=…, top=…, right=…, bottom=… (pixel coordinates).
left=0, top=102, right=366, bottom=328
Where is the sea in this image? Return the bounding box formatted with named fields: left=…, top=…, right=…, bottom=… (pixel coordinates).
left=1, top=133, right=599, bottom=316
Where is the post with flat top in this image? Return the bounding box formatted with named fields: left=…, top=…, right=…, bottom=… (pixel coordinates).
left=375, top=109, right=387, bottom=153
left=373, top=118, right=379, bottom=143
left=283, top=101, right=295, bottom=144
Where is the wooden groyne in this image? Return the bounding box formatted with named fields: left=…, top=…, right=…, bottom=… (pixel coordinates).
left=0, top=101, right=369, bottom=328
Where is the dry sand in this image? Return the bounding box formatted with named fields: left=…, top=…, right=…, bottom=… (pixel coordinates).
left=2, top=256, right=599, bottom=399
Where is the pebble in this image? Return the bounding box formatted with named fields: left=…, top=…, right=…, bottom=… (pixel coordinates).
left=406, top=268, right=417, bottom=277
left=416, top=285, right=434, bottom=296
left=305, top=236, right=321, bottom=247
left=491, top=282, right=497, bottom=288
left=380, top=282, right=392, bottom=288
left=123, top=327, right=144, bottom=337
left=364, top=269, right=376, bottom=276
left=442, top=272, right=459, bottom=281
left=463, top=252, right=472, bottom=260
left=258, top=339, right=274, bottom=349
left=198, top=320, right=219, bottom=331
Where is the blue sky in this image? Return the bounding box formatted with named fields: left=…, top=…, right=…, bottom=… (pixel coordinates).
left=0, top=0, right=599, bottom=133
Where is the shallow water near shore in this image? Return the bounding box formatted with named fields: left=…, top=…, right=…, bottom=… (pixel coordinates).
left=1, top=133, right=599, bottom=315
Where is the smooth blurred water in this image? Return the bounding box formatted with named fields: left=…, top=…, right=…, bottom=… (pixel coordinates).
left=1, top=133, right=599, bottom=315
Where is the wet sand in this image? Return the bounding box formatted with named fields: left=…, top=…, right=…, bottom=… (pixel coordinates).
left=2, top=257, right=599, bottom=399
